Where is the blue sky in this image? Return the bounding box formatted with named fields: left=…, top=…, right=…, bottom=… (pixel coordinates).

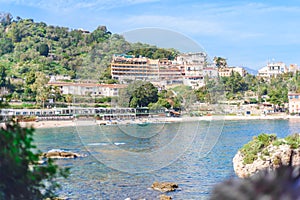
left=1, top=0, right=300, bottom=70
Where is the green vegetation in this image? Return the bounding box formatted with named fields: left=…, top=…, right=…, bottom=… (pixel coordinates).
left=195, top=72, right=296, bottom=107
left=0, top=12, right=182, bottom=107
left=240, top=134, right=277, bottom=164
left=127, top=46, right=178, bottom=60
left=240, top=133, right=300, bottom=164
left=284, top=134, right=300, bottom=149
left=0, top=12, right=299, bottom=110
left=0, top=120, right=69, bottom=199
left=126, top=81, right=158, bottom=107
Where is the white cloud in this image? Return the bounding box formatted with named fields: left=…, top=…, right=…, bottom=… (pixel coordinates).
left=123, top=15, right=223, bottom=35
left=0, top=0, right=159, bottom=12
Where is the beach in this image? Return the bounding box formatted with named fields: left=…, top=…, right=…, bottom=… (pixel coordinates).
left=13, top=114, right=300, bottom=129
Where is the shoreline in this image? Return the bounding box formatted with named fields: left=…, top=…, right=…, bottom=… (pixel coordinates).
left=14, top=114, right=300, bottom=129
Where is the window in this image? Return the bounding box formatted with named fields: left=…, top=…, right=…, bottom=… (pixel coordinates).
left=295, top=95, right=299, bottom=99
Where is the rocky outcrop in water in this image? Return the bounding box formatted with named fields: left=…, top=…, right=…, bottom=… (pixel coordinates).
left=42, top=150, right=83, bottom=159
left=151, top=182, right=178, bottom=192
left=159, top=194, right=172, bottom=200
left=233, top=134, right=300, bottom=178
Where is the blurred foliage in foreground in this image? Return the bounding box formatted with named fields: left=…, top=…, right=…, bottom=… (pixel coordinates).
left=0, top=121, right=69, bottom=199
left=211, top=165, right=300, bottom=200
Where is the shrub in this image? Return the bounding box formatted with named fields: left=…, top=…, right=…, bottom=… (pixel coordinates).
left=0, top=120, right=69, bottom=199
left=285, top=134, right=300, bottom=149
left=240, top=133, right=277, bottom=164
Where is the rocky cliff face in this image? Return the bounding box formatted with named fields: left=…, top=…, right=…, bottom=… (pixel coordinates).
left=233, top=143, right=300, bottom=178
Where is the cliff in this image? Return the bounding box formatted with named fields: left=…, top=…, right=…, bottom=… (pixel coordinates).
left=233, top=133, right=300, bottom=178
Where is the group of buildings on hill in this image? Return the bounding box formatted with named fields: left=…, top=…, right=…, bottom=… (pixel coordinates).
left=47, top=52, right=300, bottom=115
left=110, top=52, right=217, bottom=88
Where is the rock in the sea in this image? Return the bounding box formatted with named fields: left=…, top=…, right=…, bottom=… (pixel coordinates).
left=233, top=133, right=300, bottom=178
left=159, top=194, right=172, bottom=200
left=151, top=182, right=178, bottom=192
left=43, top=150, right=82, bottom=159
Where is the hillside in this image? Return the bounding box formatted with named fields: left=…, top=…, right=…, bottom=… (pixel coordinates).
left=0, top=12, right=178, bottom=81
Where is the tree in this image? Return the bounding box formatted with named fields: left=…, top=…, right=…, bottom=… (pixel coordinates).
left=0, top=120, right=69, bottom=199
left=65, top=94, right=73, bottom=105
left=30, top=72, right=50, bottom=108
left=0, top=38, right=14, bottom=56
left=0, top=12, right=13, bottom=26
left=0, top=64, right=7, bottom=87
left=213, top=57, right=227, bottom=68
left=65, top=94, right=73, bottom=113
left=37, top=43, right=49, bottom=57
left=128, top=82, right=158, bottom=107
left=119, top=81, right=158, bottom=107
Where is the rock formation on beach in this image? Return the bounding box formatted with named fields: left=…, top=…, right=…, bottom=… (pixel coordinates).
left=233, top=133, right=300, bottom=178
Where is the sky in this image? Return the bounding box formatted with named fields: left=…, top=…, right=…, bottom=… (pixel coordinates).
left=1, top=0, right=300, bottom=70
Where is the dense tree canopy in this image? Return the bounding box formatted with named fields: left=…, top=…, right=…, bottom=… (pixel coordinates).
left=127, top=47, right=179, bottom=60
left=118, top=81, right=158, bottom=108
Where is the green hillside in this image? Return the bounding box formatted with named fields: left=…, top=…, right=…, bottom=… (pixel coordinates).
left=0, top=12, right=178, bottom=81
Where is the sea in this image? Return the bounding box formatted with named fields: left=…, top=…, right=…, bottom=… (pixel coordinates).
left=33, top=118, right=300, bottom=200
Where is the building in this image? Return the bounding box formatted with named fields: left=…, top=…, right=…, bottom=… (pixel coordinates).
left=111, top=54, right=184, bottom=82
left=232, top=67, right=247, bottom=77
left=257, top=62, right=287, bottom=78
left=49, top=75, right=71, bottom=82
left=289, top=64, right=299, bottom=74
left=203, top=63, right=219, bottom=79
left=111, top=54, right=158, bottom=81
left=177, top=52, right=207, bottom=88
left=157, top=58, right=183, bottom=81
left=218, top=67, right=233, bottom=77
left=288, top=93, right=300, bottom=114
left=48, top=82, right=126, bottom=97
left=111, top=52, right=216, bottom=88
left=218, top=67, right=247, bottom=77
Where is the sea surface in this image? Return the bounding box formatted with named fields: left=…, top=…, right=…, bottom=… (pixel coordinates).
left=33, top=118, right=300, bottom=200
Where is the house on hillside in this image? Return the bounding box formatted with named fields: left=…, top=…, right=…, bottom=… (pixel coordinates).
left=288, top=93, right=300, bottom=114
left=257, top=62, right=287, bottom=78
left=48, top=82, right=126, bottom=97
left=218, top=67, right=247, bottom=77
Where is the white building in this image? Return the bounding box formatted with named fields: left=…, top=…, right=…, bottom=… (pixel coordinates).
left=48, top=82, right=126, bottom=97
left=218, top=67, right=247, bottom=77
left=257, top=62, right=287, bottom=78
left=288, top=93, right=300, bottom=114
left=177, top=52, right=207, bottom=89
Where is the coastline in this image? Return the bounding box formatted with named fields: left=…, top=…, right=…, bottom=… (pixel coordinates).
left=14, top=114, right=300, bottom=129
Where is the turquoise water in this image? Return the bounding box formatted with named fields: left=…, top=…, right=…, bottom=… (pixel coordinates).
left=34, top=119, right=300, bottom=200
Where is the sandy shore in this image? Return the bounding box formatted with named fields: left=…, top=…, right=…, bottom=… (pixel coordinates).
left=13, top=114, right=300, bottom=129
left=18, top=120, right=75, bottom=129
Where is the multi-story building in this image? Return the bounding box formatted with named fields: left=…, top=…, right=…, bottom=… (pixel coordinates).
left=203, top=67, right=218, bottom=78
left=111, top=54, right=159, bottom=81
left=257, top=62, right=287, bottom=78
left=177, top=52, right=207, bottom=88
left=111, top=52, right=215, bottom=88
left=218, top=67, right=247, bottom=77
left=218, top=67, right=233, bottom=77
left=48, top=82, right=125, bottom=97
left=288, top=93, right=300, bottom=114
